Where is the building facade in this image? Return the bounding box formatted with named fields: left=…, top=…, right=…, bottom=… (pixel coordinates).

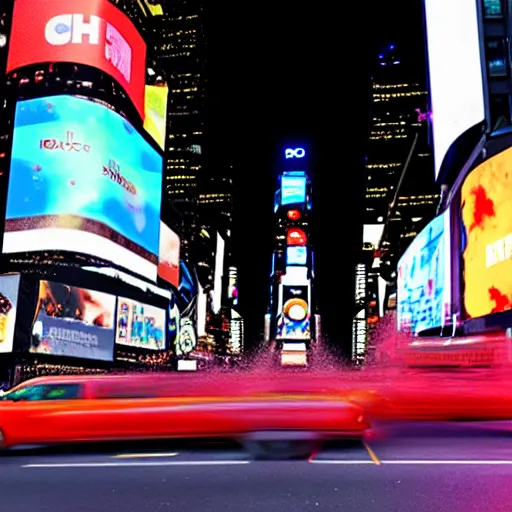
left=353, top=44, right=439, bottom=364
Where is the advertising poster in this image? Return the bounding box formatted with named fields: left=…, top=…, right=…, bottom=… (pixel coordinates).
left=396, top=211, right=451, bottom=334
left=144, top=85, right=168, bottom=150
left=0, top=275, right=21, bottom=354
left=4, top=95, right=163, bottom=281
left=174, top=261, right=198, bottom=356
left=461, top=147, right=512, bottom=318
left=116, top=297, right=165, bottom=350
left=276, top=285, right=310, bottom=340
left=286, top=246, right=307, bottom=265
left=281, top=176, right=306, bottom=206
left=31, top=281, right=115, bottom=361
left=7, top=0, right=146, bottom=118
left=158, top=222, right=180, bottom=289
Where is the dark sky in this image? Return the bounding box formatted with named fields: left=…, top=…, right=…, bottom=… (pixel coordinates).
left=206, top=1, right=425, bottom=354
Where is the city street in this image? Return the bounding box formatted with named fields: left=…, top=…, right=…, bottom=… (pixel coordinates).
left=3, top=423, right=512, bottom=512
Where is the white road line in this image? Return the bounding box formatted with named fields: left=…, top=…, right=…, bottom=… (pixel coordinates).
left=311, top=459, right=512, bottom=465
left=310, top=460, right=376, bottom=464
left=23, top=461, right=250, bottom=468
left=112, top=452, right=179, bottom=459
left=382, top=460, right=512, bottom=465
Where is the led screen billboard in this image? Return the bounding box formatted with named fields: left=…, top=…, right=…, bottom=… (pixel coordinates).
left=7, top=0, right=146, bottom=119
left=281, top=176, right=306, bottom=206
left=286, top=246, right=307, bottom=266
left=158, top=222, right=180, bottom=289
left=0, top=275, right=21, bottom=354
left=31, top=281, right=115, bottom=361
left=115, top=297, right=165, bottom=350
left=276, top=285, right=311, bottom=340
left=461, top=147, right=512, bottom=318
left=424, top=0, right=485, bottom=180
left=4, top=95, right=163, bottom=282
left=396, top=209, right=451, bottom=334
left=144, top=85, right=168, bottom=150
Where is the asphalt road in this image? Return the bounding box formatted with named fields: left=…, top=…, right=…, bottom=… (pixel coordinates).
left=3, top=423, right=512, bottom=512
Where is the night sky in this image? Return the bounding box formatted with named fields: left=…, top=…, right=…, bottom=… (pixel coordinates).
left=207, top=1, right=425, bottom=354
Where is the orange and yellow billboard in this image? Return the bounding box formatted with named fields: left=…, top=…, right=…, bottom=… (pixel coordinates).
left=461, top=146, right=512, bottom=318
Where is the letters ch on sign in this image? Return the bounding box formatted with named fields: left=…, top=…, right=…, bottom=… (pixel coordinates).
left=44, top=14, right=132, bottom=82
left=285, top=148, right=306, bottom=159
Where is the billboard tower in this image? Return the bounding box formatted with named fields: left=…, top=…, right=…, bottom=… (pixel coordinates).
left=266, top=144, right=316, bottom=366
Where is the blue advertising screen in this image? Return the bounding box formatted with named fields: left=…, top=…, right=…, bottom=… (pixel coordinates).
left=396, top=210, right=451, bottom=334
left=281, top=176, right=306, bottom=206
left=3, top=95, right=163, bottom=281
left=287, top=246, right=307, bottom=265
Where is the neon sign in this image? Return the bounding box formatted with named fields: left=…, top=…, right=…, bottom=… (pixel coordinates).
left=285, top=148, right=305, bottom=159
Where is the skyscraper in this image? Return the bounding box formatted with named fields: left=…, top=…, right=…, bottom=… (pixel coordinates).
left=353, top=44, right=439, bottom=364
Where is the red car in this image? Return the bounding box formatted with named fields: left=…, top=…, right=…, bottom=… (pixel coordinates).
left=0, top=373, right=370, bottom=458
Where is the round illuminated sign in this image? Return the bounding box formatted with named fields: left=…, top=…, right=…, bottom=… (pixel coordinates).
left=283, top=298, right=308, bottom=321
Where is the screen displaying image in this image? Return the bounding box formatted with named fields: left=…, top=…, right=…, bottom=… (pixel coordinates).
left=144, top=85, right=168, bottom=150
left=4, top=95, right=163, bottom=282
left=7, top=0, right=146, bottom=119
left=461, top=147, right=512, bottom=318
left=116, top=297, right=165, bottom=350
left=396, top=210, right=451, bottom=334
left=31, top=281, right=116, bottom=361
left=425, top=0, right=485, bottom=179
left=0, top=275, right=21, bottom=354
left=276, top=285, right=311, bottom=340
left=158, top=222, right=180, bottom=289
left=286, top=246, right=307, bottom=265
left=281, top=176, right=306, bottom=206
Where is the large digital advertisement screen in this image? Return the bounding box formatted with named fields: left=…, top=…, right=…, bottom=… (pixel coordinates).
left=424, top=0, right=485, bottom=180
left=287, top=246, right=307, bottom=266
left=397, top=210, right=451, bottom=334
left=144, top=85, right=168, bottom=150
left=461, top=147, right=512, bottom=319
left=158, top=222, right=180, bottom=289
left=7, top=0, right=146, bottom=119
left=31, top=281, right=115, bottom=361
left=115, top=297, right=165, bottom=350
left=281, top=176, right=306, bottom=206
left=4, top=95, right=163, bottom=282
left=276, top=285, right=311, bottom=340
left=0, top=275, right=21, bottom=354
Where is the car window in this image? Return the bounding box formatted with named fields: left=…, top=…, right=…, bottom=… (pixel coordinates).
left=42, top=384, right=82, bottom=400
left=3, top=383, right=82, bottom=401
left=3, top=385, right=47, bottom=401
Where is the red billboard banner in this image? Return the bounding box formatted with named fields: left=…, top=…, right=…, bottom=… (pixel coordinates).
left=8, top=0, right=146, bottom=119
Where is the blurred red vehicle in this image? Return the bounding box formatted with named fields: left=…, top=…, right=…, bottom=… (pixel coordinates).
left=0, top=374, right=370, bottom=456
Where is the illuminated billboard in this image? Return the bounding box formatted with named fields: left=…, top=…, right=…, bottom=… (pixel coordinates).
left=281, top=176, right=306, bottom=205
left=0, top=275, right=21, bottom=354
left=7, top=0, right=146, bottom=119
left=424, top=0, right=485, bottom=179
left=287, top=228, right=307, bottom=246
left=158, top=222, right=180, bottom=289
left=115, top=297, right=165, bottom=350
left=461, top=147, right=512, bottom=319
left=213, top=233, right=225, bottom=314
left=396, top=209, right=451, bottom=334
left=276, top=285, right=311, bottom=340
left=144, top=85, right=168, bottom=150
left=4, top=95, right=163, bottom=282
left=286, top=246, right=307, bottom=266
left=31, top=281, right=115, bottom=361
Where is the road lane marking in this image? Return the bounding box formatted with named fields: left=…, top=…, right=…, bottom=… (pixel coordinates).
left=382, top=460, right=512, bottom=465
left=309, top=460, right=376, bottom=464
left=311, top=459, right=512, bottom=465
left=112, top=452, right=179, bottom=459
left=23, top=461, right=250, bottom=468
left=363, top=442, right=381, bottom=465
